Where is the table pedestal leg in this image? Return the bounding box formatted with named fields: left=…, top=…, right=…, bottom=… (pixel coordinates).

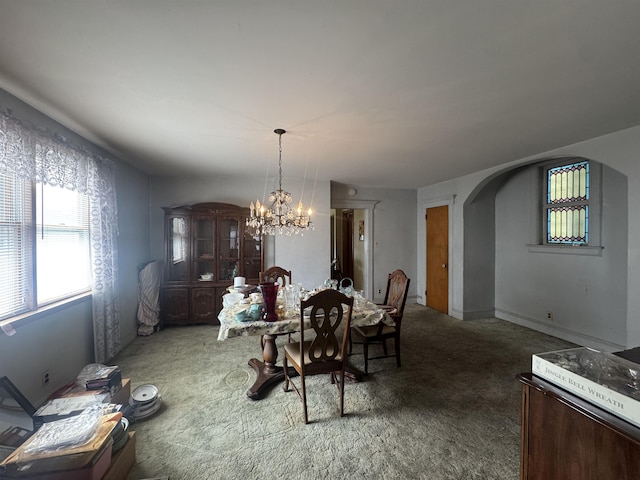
left=247, top=333, right=296, bottom=400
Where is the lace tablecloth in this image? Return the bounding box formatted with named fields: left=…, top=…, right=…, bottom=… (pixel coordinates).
left=217, top=297, right=393, bottom=341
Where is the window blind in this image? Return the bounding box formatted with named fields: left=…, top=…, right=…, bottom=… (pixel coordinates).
left=0, top=173, right=34, bottom=320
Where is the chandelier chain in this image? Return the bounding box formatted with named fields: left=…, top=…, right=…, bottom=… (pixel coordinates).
left=278, top=131, right=283, bottom=192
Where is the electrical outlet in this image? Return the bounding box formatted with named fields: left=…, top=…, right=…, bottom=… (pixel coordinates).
left=42, top=370, right=50, bottom=386
left=546, top=311, right=553, bottom=321
left=378, top=289, right=382, bottom=294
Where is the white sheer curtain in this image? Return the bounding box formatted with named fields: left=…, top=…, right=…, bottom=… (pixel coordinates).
left=0, top=109, right=120, bottom=363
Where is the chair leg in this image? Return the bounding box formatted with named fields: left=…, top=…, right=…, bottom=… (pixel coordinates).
left=382, top=338, right=388, bottom=355
left=282, top=356, right=290, bottom=392
left=363, top=340, right=369, bottom=374
left=338, top=369, right=345, bottom=417
left=301, top=371, right=308, bottom=424
left=395, top=334, right=401, bottom=367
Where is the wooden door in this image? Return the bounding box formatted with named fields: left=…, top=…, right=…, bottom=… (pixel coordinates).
left=426, top=205, right=448, bottom=313
left=341, top=210, right=354, bottom=279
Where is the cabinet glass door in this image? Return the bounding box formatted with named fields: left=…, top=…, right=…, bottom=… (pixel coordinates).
left=193, top=216, right=215, bottom=281
left=218, top=217, right=240, bottom=283
left=243, top=231, right=262, bottom=280
left=166, top=216, right=190, bottom=282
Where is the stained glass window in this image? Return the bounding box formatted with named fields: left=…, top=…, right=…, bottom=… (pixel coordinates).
left=545, top=161, right=589, bottom=244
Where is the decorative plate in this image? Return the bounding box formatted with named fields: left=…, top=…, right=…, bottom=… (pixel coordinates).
left=131, top=384, right=159, bottom=404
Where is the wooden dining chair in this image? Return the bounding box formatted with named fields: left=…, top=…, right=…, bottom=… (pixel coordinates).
left=282, top=289, right=354, bottom=424
left=350, top=269, right=410, bottom=374
left=259, top=266, right=291, bottom=287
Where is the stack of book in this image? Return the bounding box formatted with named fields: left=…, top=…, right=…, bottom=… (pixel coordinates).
left=84, top=366, right=122, bottom=394
left=33, top=366, right=125, bottom=427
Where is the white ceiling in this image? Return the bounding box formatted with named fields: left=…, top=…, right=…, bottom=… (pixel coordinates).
left=1, top=1, right=639, bottom=189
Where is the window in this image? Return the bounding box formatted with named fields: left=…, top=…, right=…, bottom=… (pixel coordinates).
left=0, top=173, right=91, bottom=321
left=1, top=108, right=117, bottom=360
left=544, top=160, right=589, bottom=245
left=36, top=183, right=91, bottom=304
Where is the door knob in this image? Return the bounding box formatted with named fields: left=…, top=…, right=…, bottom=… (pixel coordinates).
left=442, top=263, right=447, bottom=269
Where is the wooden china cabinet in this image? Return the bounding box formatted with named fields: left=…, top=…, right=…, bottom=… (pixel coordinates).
left=518, top=372, right=640, bottom=479
left=159, top=202, right=263, bottom=326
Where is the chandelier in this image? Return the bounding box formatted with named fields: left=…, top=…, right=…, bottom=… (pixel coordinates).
left=247, top=129, right=313, bottom=236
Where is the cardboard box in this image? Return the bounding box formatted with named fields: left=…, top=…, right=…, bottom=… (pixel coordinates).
left=2, top=439, right=113, bottom=480
left=0, top=414, right=120, bottom=478
left=110, top=379, right=130, bottom=407
left=532, top=347, right=640, bottom=428
left=102, top=431, right=136, bottom=480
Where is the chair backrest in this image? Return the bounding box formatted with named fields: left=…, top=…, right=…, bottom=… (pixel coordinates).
left=259, top=266, right=292, bottom=287
left=300, top=289, right=353, bottom=367
left=383, top=269, right=410, bottom=319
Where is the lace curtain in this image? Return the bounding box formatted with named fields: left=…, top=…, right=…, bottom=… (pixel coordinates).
left=0, top=109, right=120, bottom=363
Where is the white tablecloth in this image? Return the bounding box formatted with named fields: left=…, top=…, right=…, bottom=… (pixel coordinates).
left=217, top=295, right=393, bottom=341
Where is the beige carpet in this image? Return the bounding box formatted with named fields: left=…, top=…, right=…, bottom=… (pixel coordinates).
left=113, top=303, right=575, bottom=480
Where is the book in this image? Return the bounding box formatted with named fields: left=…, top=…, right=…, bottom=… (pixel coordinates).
left=85, top=367, right=120, bottom=389
left=33, top=394, right=109, bottom=426
left=86, top=370, right=122, bottom=394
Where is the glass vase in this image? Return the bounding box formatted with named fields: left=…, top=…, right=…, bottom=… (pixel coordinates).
left=259, top=282, right=279, bottom=322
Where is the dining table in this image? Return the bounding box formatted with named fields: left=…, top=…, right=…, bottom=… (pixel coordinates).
left=217, top=292, right=394, bottom=400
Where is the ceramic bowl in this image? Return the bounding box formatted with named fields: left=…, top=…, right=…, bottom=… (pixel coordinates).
left=223, top=292, right=245, bottom=308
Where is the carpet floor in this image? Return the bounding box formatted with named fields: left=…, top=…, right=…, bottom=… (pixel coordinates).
left=113, top=303, right=575, bottom=480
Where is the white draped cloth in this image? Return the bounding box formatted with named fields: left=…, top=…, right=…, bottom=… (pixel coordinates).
left=137, top=261, right=163, bottom=336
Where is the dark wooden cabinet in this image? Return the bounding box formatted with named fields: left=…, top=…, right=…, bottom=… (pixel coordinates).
left=518, top=372, right=640, bottom=480
left=159, top=203, right=263, bottom=326
left=159, top=287, right=189, bottom=325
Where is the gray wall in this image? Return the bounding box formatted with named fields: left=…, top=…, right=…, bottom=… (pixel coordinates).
left=494, top=162, right=628, bottom=350
left=463, top=179, right=499, bottom=319
left=0, top=90, right=150, bottom=406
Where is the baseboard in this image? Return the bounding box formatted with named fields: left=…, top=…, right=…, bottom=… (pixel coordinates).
left=495, top=308, right=625, bottom=352
left=459, top=308, right=496, bottom=320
